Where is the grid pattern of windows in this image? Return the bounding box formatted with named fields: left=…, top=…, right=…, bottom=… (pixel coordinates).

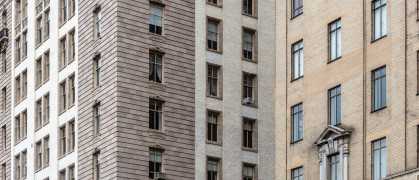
left=207, top=113, right=218, bottom=142
left=243, top=120, right=254, bottom=149
left=149, top=53, right=163, bottom=83
left=329, top=19, right=341, bottom=61
left=243, top=75, right=254, bottom=104
left=372, top=67, right=386, bottom=111
left=292, top=40, right=303, bottom=80
left=207, top=20, right=219, bottom=51
left=207, top=159, right=218, bottom=180
left=149, top=100, right=163, bottom=130
left=292, top=167, right=303, bottom=180
left=243, top=30, right=254, bottom=60
left=207, top=66, right=218, bottom=96
left=243, top=0, right=253, bottom=15
left=372, top=0, right=387, bottom=40
left=292, top=103, right=303, bottom=142
left=149, top=5, right=163, bottom=35
left=292, top=0, right=303, bottom=18
left=373, top=138, right=386, bottom=180
left=329, top=86, right=341, bottom=126
left=149, top=149, right=163, bottom=179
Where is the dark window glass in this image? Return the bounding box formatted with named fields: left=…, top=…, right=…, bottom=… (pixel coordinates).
left=243, top=120, right=253, bottom=148
left=149, top=100, right=163, bottom=130
left=207, top=21, right=218, bottom=51
left=207, top=113, right=218, bottom=142
left=243, top=75, right=254, bottom=104
left=372, top=67, right=386, bottom=111
left=243, top=0, right=253, bottom=15
left=243, top=31, right=254, bottom=60
left=149, top=5, right=163, bottom=35
left=207, top=66, right=218, bottom=96
left=149, top=53, right=163, bottom=83
left=329, top=86, right=341, bottom=126
left=149, top=149, right=163, bottom=179
left=292, top=103, right=303, bottom=142
left=207, top=159, right=218, bottom=180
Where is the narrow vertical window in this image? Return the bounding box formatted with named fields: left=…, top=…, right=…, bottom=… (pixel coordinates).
left=69, top=76, right=75, bottom=107
left=22, top=111, right=26, bottom=138
left=45, top=11, right=50, bottom=38
left=23, top=33, right=27, bottom=58
left=2, top=51, right=6, bottom=74
left=16, top=39, right=21, bottom=64
left=207, top=112, right=218, bottom=142
left=149, top=4, right=163, bottom=35
left=292, top=40, right=303, bottom=80
left=243, top=30, right=254, bottom=60
left=44, top=137, right=49, bottom=166
left=44, top=95, right=49, bottom=124
left=69, top=166, right=75, bottom=180
left=372, top=0, right=387, bottom=40
left=69, top=121, right=75, bottom=151
left=94, top=104, right=100, bottom=135
left=44, top=53, right=50, bottom=81
left=1, top=163, right=5, bottom=180
left=70, top=32, right=75, bottom=61
left=36, top=100, right=42, bottom=128
left=60, top=82, right=67, bottom=112
left=207, top=66, right=219, bottom=96
left=22, top=151, right=26, bottom=178
left=61, top=0, right=67, bottom=23
left=149, top=52, right=163, bottom=83
left=291, top=103, right=303, bottom=142
left=17, top=1, right=21, bottom=23
left=329, top=154, right=340, bottom=180
left=372, top=67, right=386, bottom=111
left=71, top=0, right=76, bottom=16
left=94, top=152, right=101, bottom=180
left=15, top=116, right=20, bottom=142
left=94, top=58, right=101, bottom=88
left=61, top=38, right=67, bottom=68
left=37, top=18, right=42, bottom=44
left=1, top=88, right=5, bottom=112
left=94, top=9, right=101, bottom=39
left=243, top=165, right=254, bottom=180
left=291, top=167, right=303, bottom=180
left=291, top=0, right=303, bottom=18
left=417, top=51, right=419, bottom=94
left=329, top=86, right=341, bottom=126
left=207, top=0, right=218, bottom=5
left=22, top=71, right=27, bottom=98
left=243, top=119, right=254, bottom=149
left=207, top=159, right=219, bottom=180
left=59, top=170, right=66, bottom=180
left=15, top=76, right=20, bottom=103
left=373, top=138, right=386, bottom=180
left=149, top=149, right=163, bottom=179
left=1, top=126, right=5, bottom=151
left=36, top=58, right=42, bottom=87
left=60, top=126, right=66, bottom=156
left=15, top=155, right=20, bottom=180
left=149, top=100, right=163, bottom=130
left=329, top=19, right=341, bottom=62
left=207, top=20, right=219, bottom=51
left=36, top=142, right=42, bottom=170
left=243, top=0, right=253, bottom=15
left=243, top=74, right=254, bottom=104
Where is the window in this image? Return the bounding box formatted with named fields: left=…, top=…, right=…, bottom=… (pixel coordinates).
left=2, top=163, right=5, bottom=180
left=22, top=151, right=26, bottom=178
left=2, top=88, right=5, bottom=112
left=44, top=137, right=49, bottom=166
left=291, top=0, right=303, bottom=18
left=36, top=100, right=42, bottom=129
left=36, top=58, right=42, bottom=87
left=243, top=119, right=254, bottom=149
left=61, top=38, right=67, bottom=68
left=45, top=11, right=50, bottom=38
left=36, top=142, right=42, bottom=170
left=2, top=51, right=6, bottom=74
left=94, top=9, right=101, bottom=39
left=94, top=104, right=100, bottom=135
left=1, top=126, right=5, bottom=151
left=61, top=0, right=67, bottom=23
left=417, top=51, right=419, bottom=94
left=207, top=0, right=218, bottom=5
left=207, top=112, right=218, bottom=142
left=329, top=19, right=341, bottom=62
left=372, top=67, right=386, bottom=111
left=243, top=30, right=254, bottom=60
left=15, top=76, right=20, bottom=103
left=60, top=82, right=67, bottom=112
left=70, top=0, right=76, bottom=16
left=291, top=103, right=303, bottom=142
left=15, top=155, right=20, bottom=180
left=22, top=111, right=26, bottom=138
left=60, top=126, right=66, bottom=156
left=207, top=159, right=218, bottom=180
left=329, top=154, right=340, bottom=180
left=16, top=0, right=21, bottom=23
left=207, top=66, right=219, bottom=96
left=207, top=20, right=219, bottom=51
left=372, top=0, right=386, bottom=40
left=60, top=170, right=66, bottom=180
left=70, top=32, right=75, bottom=61
left=149, top=52, right=163, bottom=83
left=292, top=40, right=303, bottom=80
left=22, top=71, right=27, bottom=98
left=93, top=152, right=101, bottom=180
left=69, top=76, right=75, bottom=107
left=94, top=58, right=101, bottom=88
left=23, top=33, right=27, bottom=58
left=44, top=95, right=49, bottom=124
left=329, top=86, right=341, bottom=126
left=243, top=74, right=254, bottom=104
left=16, top=39, right=21, bottom=64
left=149, top=100, right=163, bottom=130
left=291, top=167, right=303, bottom=180
left=69, top=166, right=75, bottom=180
left=37, top=18, right=43, bottom=44
left=44, top=53, right=50, bottom=81
left=15, top=116, right=20, bottom=142
left=149, top=149, right=163, bottom=179
left=243, top=0, right=253, bottom=15
left=373, top=138, right=386, bottom=180
left=149, top=4, right=163, bottom=35
left=243, top=165, right=254, bottom=180
left=69, top=121, right=75, bottom=151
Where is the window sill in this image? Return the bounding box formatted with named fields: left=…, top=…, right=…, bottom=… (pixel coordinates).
left=206, top=2, right=222, bottom=8
left=327, top=57, right=342, bottom=64
left=242, top=12, right=257, bottom=19
left=58, top=154, right=66, bottom=160
left=291, top=76, right=304, bottom=82
left=149, top=129, right=165, bottom=135
left=290, top=13, right=303, bottom=20
left=206, top=48, right=223, bottom=54
left=370, top=106, right=387, bottom=113
left=242, top=102, right=257, bottom=108
left=59, top=109, right=67, bottom=116
left=370, top=35, right=387, bottom=44
left=242, top=58, right=257, bottom=64
left=207, top=95, right=222, bottom=100
left=290, top=139, right=303, bottom=145
left=206, top=140, right=222, bottom=146
left=148, top=81, right=166, bottom=89
left=59, top=65, right=67, bottom=72
left=149, top=32, right=166, bottom=39
left=36, top=42, right=43, bottom=49
left=43, top=79, right=50, bottom=84
left=242, top=147, right=257, bottom=153
left=35, top=168, right=42, bottom=173
left=43, top=164, right=49, bottom=170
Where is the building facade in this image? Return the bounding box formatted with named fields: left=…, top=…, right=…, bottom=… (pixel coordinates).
left=275, top=0, right=419, bottom=180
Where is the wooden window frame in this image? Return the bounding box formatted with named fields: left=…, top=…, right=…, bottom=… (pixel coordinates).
left=70, top=31, right=75, bottom=62
left=207, top=18, right=221, bottom=52
left=94, top=8, right=101, bottom=40
left=69, top=76, right=75, bottom=107
left=22, top=32, right=27, bottom=59
left=243, top=118, right=256, bottom=150
left=22, top=71, right=27, bottom=98
left=44, top=52, right=50, bottom=82
left=69, top=120, right=75, bottom=152
left=43, top=94, right=49, bottom=124
left=291, top=40, right=303, bottom=81
left=243, top=164, right=256, bottom=180
left=36, top=57, right=42, bottom=87
left=60, top=37, right=67, bottom=69
left=45, top=11, right=50, bottom=39
left=372, top=138, right=386, bottom=180
left=243, top=0, right=254, bottom=16
left=14, top=115, right=20, bottom=142
left=149, top=4, right=164, bottom=35
left=149, top=149, right=164, bottom=179
left=242, top=73, right=256, bottom=105
left=22, top=111, right=26, bottom=139
left=43, top=137, right=49, bottom=167
left=329, top=154, right=340, bottom=180
left=36, top=99, right=42, bottom=129
left=22, top=151, right=26, bottom=179
left=371, top=66, right=386, bottom=111
left=61, top=0, right=67, bottom=24
left=242, top=28, right=256, bottom=61
left=60, top=81, right=67, bottom=113
left=291, top=0, right=303, bottom=18
left=15, top=76, right=21, bottom=103
left=14, top=155, right=20, bottom=180
left=207, top=65, right=219, bottom=97
left=59, top=169, right=66, bottom=180
left=207, top=112, right=219, bottom=142
left=69, top=165, right=75, bottom=180
left=37, top=17, right=43, bottom=45
left=35, top=141, right=42, bottom=171
left=291, top=103, right=303, bottom=143
left=16, top=38, right=21, bottom=64
left=207, top=158, right=219, bottom=180
left=291, top=167, right=303, bottom=180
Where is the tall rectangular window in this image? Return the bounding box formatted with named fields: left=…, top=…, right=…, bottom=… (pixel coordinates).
left=207, top=20, right=219, bottom=51
left=2, top=163, right=5, bottom=180
left=17, top=0, right=21, bottom=23
left=292, top=40, right=303, bottom=80
left=94, top=9, right=101, bottom=39
left=45, top=11, right=50, bottom=38
left=44, top=53, right=50, bottom=81
left=373, top=138, right=386, bottom=180
left=149, top=4, right=163, bottom=35
left=37, top=18, right=42, bottom=45
left=94, top=152, right=100, bottom=180
left=44, top=95, right=49, bottom=124
left=291, top=103, right=303, bottom=142
left=292, top=167, right=303, bottom=180
left=329, top=86, right=341, bottom=126
left=149, top=100, right=163, bottom=130
left=15, top=116, right=20, bottom=142
left=243, top=0, right=253, bottom=15
left=372, top=0, right=387, bottom=40
left=243, top=165, right=254, bottom=180
left=15, top=155, right=20, bottom=180
left=16, top=39, right=21, bottom=64
left=70, top=0, right=76, bottom=16
left=243, top=30, right=254, bottom=60
left=70, top=32, right=75, bottom=61
left=207, top=112, right=218, bottom=142
left=207, top=159, right=219, bottom=180
left=329, top=19, right=341, bottom=62
left=36, top=58, right=42, bottom=87
left=2, top=51, right=6, bottom=74
left=2, top=88, right=5, bottom=112
left=59, top=170, right=66, bottom=180
left=61, top=38, right=67, bottom=68
left=149, top=53, right=163, bottom=83
left=23, top=33, right=27, bottom=58
left=243, top=75, right=254, bottom=104
left=15, top=76, right=20, bottom=103
left=36, top=100, right=42, bottom=129
left=69, top=121, right=75, bottom=151
left=243, top=119, right=254, bottom=149
left=329, top=154, right=340, bottom=180
left=22, top=111, right=26, bottom=138
left=292, top=0, right=303, bottom=18
left=69, top=166, right=75, bottom=180
left=94, top=58, right=101, bottom=88
left=44, top=137, right=49, bottom=166
left=1, top=126, right=5, bottom=151
left=61, top=0, right=67, bottom=23
left=22, top=151, right=26, bottom=178
left=36, top=142, right=42, bottom=170
left=22, top=71, right=27, bottom=98
left=94, top=104, right=100, bottom=135
left=207, top=66, right=219, bottom=96
left=372, top=67, right=386, bottom=111
left=60, top=126, right=66, bottom=156
left=69, top=76, right=75, bottom=107
left=60, top=82, right=67, bottom=112
left=149, top=149, right=163, bottom=179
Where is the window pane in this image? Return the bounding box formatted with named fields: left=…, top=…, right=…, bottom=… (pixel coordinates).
left=337, top=29, right=341, bottom=58
left=299, top=50, right=303, bottom=77
left=331, top=31, right=336, bottom=60
left=336, top=95, right=341, bottom=124
left=331, top=164, right=335, bottom=180
left=294, top=52, right=298, bottom=79
left=380, top=147, right=386, bottom=178
left=381, top=6, right=386, bottom=36
left=293, top=115, right=298, bottom=141
left=381, top=76, right=386, bottom=107
left=330, top=97, right=335, bottom=125
left=374, top=150, right=380, bottom=180
left=298, top=112, right=303, bottom=139
left=374, top=79, right=380, bottom=110
left=374, top=9, right=381, bottom=39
